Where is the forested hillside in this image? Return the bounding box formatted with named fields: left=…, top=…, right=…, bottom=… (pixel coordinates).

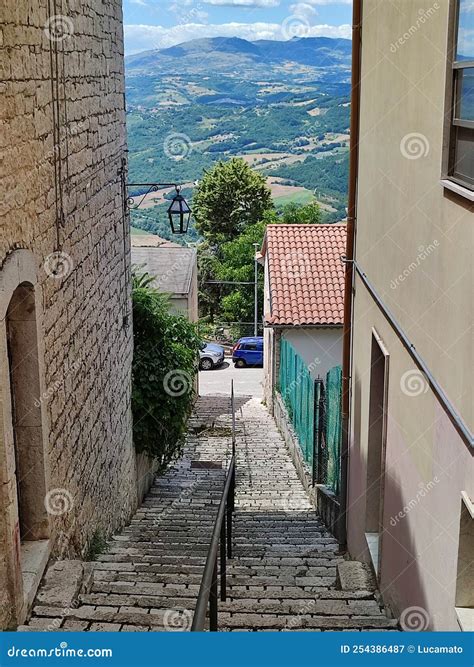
left=125, top=36, right=351, bottom=242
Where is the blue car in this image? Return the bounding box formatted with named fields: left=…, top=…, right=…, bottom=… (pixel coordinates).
left=232, top=337, right=264, bottom=368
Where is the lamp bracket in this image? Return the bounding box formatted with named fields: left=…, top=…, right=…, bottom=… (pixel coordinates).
left=125, top=182, right=179, bottom=212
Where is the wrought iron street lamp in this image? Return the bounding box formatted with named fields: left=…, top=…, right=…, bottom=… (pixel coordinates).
left=126, top=182, right=192, bottom=235
left=167, top=186, right=191, bottom=234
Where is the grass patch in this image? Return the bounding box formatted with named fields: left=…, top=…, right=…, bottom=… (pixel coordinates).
left=273, top=190, right=314, bottom=206
left=131, top=226, right=151, bottom=235
left=85, top=529, right=109, bottom=561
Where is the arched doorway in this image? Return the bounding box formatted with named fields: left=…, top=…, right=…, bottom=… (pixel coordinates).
left=7, top=283, right=49, bottom=543
left=0, top=251, right=50, bottom=627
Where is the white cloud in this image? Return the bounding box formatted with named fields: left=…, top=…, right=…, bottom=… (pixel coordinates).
left=290, top=3, right=318, bottom=19
left=124, top=21, right=351, bottom=54
left=203, top=0, right=280, bottom=6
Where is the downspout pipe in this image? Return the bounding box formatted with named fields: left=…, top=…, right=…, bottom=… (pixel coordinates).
left=338, top=0, right=363, bottom=548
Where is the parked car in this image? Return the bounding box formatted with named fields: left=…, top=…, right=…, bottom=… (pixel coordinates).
left=232, top=337, right=264, bottom=367
left=199, top=342, right=225, bottom=370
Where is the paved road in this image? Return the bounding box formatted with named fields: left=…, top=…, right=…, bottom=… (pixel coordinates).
left=199, top=357, right=263, bottom=398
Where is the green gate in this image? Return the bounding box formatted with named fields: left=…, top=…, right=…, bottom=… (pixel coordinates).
left=279, top=338, right=342, bottom=495
left=279, top=339, right=315, bottom=466
left=324, top=365, right=342, bottom=494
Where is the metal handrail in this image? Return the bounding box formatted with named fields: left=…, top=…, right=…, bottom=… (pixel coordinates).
left=191, top=381, right=236, bottom=631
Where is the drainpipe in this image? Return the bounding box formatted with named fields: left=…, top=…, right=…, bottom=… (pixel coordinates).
left=339, top=0, right=363, bottom=549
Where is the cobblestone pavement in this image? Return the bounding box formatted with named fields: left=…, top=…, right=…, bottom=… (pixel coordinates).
left=21, top=396, right=397, bottom=632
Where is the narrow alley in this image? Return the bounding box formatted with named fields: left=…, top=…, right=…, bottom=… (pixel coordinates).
left=20, top=395, right=397, bottom=632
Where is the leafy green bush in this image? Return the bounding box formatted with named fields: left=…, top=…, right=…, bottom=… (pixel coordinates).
left=131, top=272, right=201, bottom=467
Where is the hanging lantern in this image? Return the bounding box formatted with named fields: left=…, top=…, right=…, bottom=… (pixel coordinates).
left=167, top=186, right=191, bottom=234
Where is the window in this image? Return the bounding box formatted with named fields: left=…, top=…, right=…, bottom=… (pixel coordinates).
left=447, top=0, right=474, bottom=190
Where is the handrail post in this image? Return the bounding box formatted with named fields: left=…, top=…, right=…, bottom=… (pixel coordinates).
left=220, top=511, right=227, bottom=602
left=191, top=381, right=238, bottom=633
left=231, top=379, right=236, bottom=457
left=227, top=487, right=233, bottom=560
left=210, top=557, right=218, bottom=631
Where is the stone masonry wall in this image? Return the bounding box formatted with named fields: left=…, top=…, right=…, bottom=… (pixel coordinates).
left=0, top=0, right=138, bottom=627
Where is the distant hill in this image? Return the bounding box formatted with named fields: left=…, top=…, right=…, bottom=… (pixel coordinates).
left=126, top=36, right=352, bottom=72
left=125, top=35, right=352, bottom=233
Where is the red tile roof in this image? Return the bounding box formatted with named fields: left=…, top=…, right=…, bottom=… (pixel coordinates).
left=262, top=223, right=346, bottom=326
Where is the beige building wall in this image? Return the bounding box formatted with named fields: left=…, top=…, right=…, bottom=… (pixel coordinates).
left=348, top=0, right=473, bottom=630
left=282, top=328, right=342, bottom=381
left=0, top=0, right=139, bottom=628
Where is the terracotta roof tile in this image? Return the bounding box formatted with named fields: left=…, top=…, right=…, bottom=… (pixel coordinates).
left=262, top=223, right=346, bottom=326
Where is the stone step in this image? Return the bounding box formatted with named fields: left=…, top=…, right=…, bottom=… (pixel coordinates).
left=91, top=570, right=339, bottom=587
left=219, top=598, right=383, bottom=616
left=218, top=612, right=398, bottom=631
left=29, top=604, right=203, bottom=631
left=90, top=581, right=201, bottom=597
left=79, top=593, right=198, bottom=609
left=77, top=589, right=378, bottom=611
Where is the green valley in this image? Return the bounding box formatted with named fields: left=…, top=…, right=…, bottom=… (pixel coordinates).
left=125, top=36, right=351, bottom=243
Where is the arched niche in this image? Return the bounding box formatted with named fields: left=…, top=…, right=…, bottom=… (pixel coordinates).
left=0, top=249, right=50, bottom=627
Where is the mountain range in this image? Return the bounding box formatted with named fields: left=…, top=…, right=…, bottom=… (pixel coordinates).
left=125, top=35, right=352, bottom=239
left=126, top=36, right=352, bottom=73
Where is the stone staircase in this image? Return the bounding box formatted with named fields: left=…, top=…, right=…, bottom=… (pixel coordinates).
left=20, top=395, right=397, bottom=632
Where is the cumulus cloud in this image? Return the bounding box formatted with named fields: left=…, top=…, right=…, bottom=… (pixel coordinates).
left=124, top=21, right=351, bottom=53
left=290, top=3, right=318, bottom=19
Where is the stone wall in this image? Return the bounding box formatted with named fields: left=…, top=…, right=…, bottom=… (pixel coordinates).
left=0, top=0, right=139, bottom=627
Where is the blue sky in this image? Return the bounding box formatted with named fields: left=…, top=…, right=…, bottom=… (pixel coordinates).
left=123, top=0, right=353, bottom=54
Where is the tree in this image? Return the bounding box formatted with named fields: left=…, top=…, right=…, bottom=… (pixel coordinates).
left=193, top=158, right=273, bottom=246
left=263, top=200, right=322, bottom=225
left=279, top=200, right=322, bottom=225
left=215, top=222, right=266, bottom=327
left=131, top=272, right=201, bottom=468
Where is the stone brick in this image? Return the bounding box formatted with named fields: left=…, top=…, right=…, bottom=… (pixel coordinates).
left=0, top=0, right=150, bottom=630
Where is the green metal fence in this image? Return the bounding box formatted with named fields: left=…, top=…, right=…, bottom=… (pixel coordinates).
left=324, top=365, right=342, bottom=494
left=279, top=338, right=342, bottom=495
left=279, top=339, right=315, bottom=467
